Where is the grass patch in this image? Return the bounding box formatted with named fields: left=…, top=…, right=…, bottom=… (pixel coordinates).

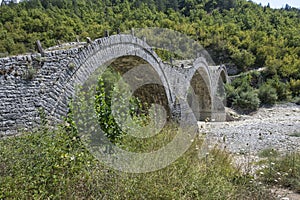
left=292, top=96, right=300, bottom=105
left=0, top=126, right=275, bottom=199
left=257, top=152, right=300, bottom=193
left=289, top=132, right=300, bottom=137
left=258, top=148, right=279, bottom=158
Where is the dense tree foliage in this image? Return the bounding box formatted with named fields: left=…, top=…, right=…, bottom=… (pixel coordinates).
left=0, top=0, right=299, bottom=104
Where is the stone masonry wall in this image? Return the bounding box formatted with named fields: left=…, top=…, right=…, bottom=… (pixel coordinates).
left=0, top=34, right=228, bottom=136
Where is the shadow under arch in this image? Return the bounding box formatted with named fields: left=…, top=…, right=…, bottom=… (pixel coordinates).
left=218, top=66, right=230, bottom=84
left=188, top=59, right=213, bottom=121
left=211, top=65, right=229, bottom=121
left=104, top=55, right=172, bottom=118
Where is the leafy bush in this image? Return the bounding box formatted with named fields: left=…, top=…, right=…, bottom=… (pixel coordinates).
left=258, top=83, right=278, bottom=105
left=224, top=83, right=237, bottom=108
left=272, top=81, right=291, bottom=102
left=94, top=69, right=147, bottom=144
left=290, top=79, right=300, bottom=97
left=265, top=76, right=292, bottom=101
left=231, top=49, right=256, bottom=72
left=94, top=74, right=124, bottom=143
left=233, top=87, right=260, bottom=112
left=225, top=75, right=260, bottom=112
left=294, top=97, right=300, bottom=105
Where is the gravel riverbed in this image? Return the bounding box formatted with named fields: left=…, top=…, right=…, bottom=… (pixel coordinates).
left=199, top=103, right=300, bottom=155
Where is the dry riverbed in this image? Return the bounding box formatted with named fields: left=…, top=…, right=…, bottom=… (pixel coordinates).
left=199, top=103, right=300, bottom=155
left=199, top=103, right=300, bottom=200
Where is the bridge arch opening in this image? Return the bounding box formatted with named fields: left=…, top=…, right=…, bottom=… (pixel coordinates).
left=210, top=68, right=229, bottom=121
left=219, top=70, right=228, bottom=84
left=217, top=68, right=229, bottom=98
left=188, top=68, right=212, bottom=121
left=216, top=69, right=228, bottom=102
left=101, top=55, right=171, bottom=118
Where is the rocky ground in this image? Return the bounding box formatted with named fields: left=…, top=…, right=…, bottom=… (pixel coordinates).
left=198, top=103, right=300, bottom=200
left=199, top=103, right=300, bottom=155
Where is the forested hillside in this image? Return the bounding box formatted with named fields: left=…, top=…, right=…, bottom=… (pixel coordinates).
left=0, top=0, right=299, bottom=106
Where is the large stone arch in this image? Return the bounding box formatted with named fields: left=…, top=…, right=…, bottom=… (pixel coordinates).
left=47, top=34, right=173, bottom=123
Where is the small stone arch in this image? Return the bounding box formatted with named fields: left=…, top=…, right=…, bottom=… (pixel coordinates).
left=188, top=58, right=213, bottom=121
left=218, top=65, right=230, bottom=84
left=211, top=65, right=229, bottom=121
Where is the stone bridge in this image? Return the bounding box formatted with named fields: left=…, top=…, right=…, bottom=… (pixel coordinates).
left=0, top=34, right=229, bottom=136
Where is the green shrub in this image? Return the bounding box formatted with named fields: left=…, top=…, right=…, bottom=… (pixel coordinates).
left=258, top=83, right=278, bottom=105
left=290, top=79, right=300, bottom=97
left=265, top=76, right=292, bottom=101
left=94, top=74, right=124, bottom=143
left=224, top=83, right=237, bottom=108
left=0, top=128, right=95, bottom=199
left=233, top=88, right=260, bottom=112
left=93, top=69, right=147, bottom=144
left=23, top=65, right=36, bottom=80
left=225, top=76, right=260, bottom=112
left=294, top=97, right=300, bottom=105
left=274, top=81, right=291, bottom=102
